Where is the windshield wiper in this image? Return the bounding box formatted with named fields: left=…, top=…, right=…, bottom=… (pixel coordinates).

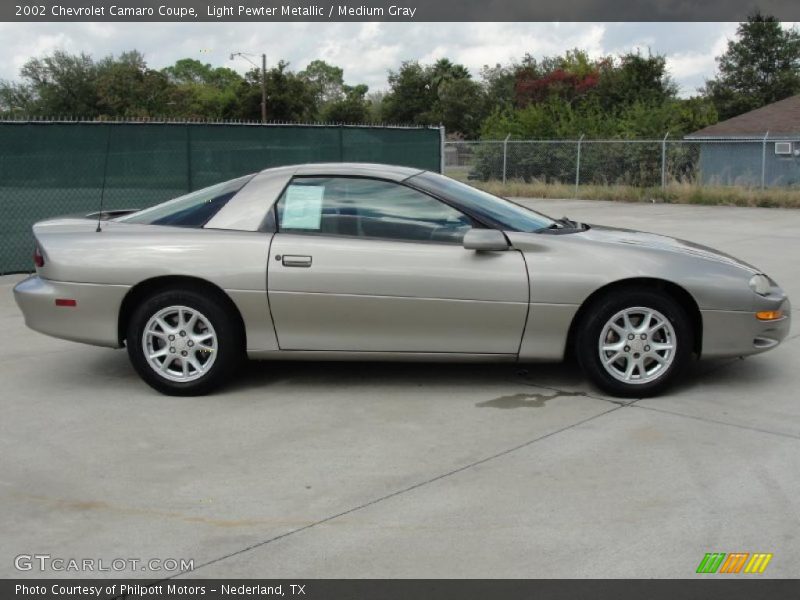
left=537, top=216, right=588, bottom=234
left=556, top=216, right=579, bottom=228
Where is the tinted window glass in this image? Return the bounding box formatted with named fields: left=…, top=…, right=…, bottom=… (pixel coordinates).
left=409, top=171, right=555, bottom=232
left=276, top=177, right=473, bottom=243
left=118, top=174, right=253, bottom=228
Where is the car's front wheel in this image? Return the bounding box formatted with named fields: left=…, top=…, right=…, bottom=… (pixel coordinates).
left=576, top=289, right=693, bottom=398
left=126, top=289, right=243, bottom=396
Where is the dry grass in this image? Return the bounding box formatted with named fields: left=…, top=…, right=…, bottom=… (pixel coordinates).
left=468, top=180, right=800, bottom=209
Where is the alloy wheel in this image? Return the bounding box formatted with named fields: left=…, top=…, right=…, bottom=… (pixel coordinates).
left=597, top=306, right=676, bottom=385
left=142, top=305, right=217, bottom=382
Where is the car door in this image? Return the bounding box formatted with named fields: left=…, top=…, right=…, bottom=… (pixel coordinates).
left=267, top=176, right=529, bottom=354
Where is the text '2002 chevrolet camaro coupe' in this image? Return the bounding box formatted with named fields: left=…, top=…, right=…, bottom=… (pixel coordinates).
left=14, top=163, right=791, bottom=397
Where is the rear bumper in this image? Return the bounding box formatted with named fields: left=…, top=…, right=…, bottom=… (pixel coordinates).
left=13, top=276, right=129, bottom=348
left=701, top=298, right=792, bottom=358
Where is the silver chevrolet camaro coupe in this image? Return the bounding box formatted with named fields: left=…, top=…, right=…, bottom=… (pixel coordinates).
left=14, top=163, right=791, bottom=397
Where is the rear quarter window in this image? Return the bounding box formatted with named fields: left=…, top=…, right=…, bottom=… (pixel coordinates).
left=118, top=174, right=254, bottom=228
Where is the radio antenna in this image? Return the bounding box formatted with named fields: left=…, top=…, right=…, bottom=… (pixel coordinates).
left=96, top=125, right=113, bottom=233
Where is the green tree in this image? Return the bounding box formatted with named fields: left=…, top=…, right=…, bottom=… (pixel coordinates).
left=704, top=13, right=800, bottom=120
left=238, top=60, right=318, bottom=122
left=482, top=48, right=712, bottom=140
left=593, top=52, right=677, bottom=111
left=96, top=51, right=170, bottom=117
left=299, top=60, right=373, bottom=123
left=321, top=84, right=370, bottom=123
left=434, top=77, right=485, bottom=138
left=161, top=58, right=243, bottom=119
left=366, top=90, right=385, bottom=122
left=381, top=61, right=436, bottom=124
left=0, top=50, right=100, bottom=116
left=0, top=50, right=175, bottom=118
left=300, top=59, right=346, bottom=106
left=480, top=64, right=515, bottom=113
left=381, top=59, right=485, bottom=135
left=429, top=58, right=470, bottom=89
left=162, top=58, right=241, bottom=89
left=426, top=58, right=486, bottom=136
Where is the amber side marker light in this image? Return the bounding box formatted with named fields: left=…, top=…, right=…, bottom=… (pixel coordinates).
left=55, top=299, right=77, bottom=307
left=756, top=310, right=783, bottom=321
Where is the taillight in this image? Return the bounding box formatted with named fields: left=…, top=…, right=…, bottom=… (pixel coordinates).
left=33, top=245, right=44, bottom=268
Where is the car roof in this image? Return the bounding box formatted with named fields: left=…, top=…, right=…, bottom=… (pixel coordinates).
left=261, top=162, right=426, bottom=182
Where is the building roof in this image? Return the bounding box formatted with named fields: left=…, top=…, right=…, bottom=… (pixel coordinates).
left=686, top=94, right=800, bottom=139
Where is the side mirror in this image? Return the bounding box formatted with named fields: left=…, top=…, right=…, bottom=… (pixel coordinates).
left=462, top=229, right=509, bottom=251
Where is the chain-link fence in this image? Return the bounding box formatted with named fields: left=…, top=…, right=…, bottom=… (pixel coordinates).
left=444, top=137, right=800, bottom=191
left=0, top=120, right=443, bottom=274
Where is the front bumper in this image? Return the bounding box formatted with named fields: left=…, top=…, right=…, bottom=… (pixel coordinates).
left=701, top=297, right=792, bottom=358
left=13, top=276, right=129, bottom=348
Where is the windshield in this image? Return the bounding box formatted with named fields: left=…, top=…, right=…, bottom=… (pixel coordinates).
left=408, top=172, right=556, bottom=232
left=118, top=174, right=254, bottom=228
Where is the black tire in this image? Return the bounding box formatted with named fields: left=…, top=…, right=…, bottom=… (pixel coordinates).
left=575, top=289, right=694, bottom=398
left=126, top=288, right=243, bottom=396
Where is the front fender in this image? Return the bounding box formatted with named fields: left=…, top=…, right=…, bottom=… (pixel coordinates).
left=508, top=230, right=764, bottom=362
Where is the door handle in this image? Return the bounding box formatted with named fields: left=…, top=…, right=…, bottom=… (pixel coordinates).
left=282, top=255, right=312, bottom=268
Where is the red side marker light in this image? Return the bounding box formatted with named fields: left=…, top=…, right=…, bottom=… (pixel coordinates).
left=55, top=299, right=77, bottom=307
left=33, top=246, right=44, bottom=268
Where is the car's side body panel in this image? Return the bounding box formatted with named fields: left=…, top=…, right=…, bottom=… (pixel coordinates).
left=267, top=234, right=529, bottom=353
left=508, top=229, right=758, bottom=311
left=268, top=293, right=527, bottom=354
left=12, top=276, right=129, bottom=347
left=35, top=220, right=269, bottom=290
left=518, top=303, right=580, bottom=361
left=30, top=219, right=280, bottom=353
left=268, top=234, right=527, bottom=301
left=227, top=288, right=280, bottom=353
left=509, top=229, right=791, bottom=360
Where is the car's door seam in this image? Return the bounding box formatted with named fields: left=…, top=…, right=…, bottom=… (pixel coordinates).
left=515, top=249, right=532, bottom=359
left=265, top=233, right=282, bottom=349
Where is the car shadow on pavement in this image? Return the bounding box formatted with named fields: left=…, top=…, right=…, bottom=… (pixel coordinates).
left=224, top=353, right=786, bottom=402
left=230, top=359, right=547, bottom=391
left=76, top=347, right=785, bottom=401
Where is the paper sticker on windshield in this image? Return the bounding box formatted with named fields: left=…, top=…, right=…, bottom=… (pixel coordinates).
left=281, top=185, right=324, bottom=230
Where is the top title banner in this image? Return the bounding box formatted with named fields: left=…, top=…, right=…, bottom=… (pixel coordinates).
left=5, top=0, right=800, bottom=21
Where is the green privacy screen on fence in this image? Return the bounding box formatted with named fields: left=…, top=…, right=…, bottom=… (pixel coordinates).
left=0, top=121, right=442, bottom=274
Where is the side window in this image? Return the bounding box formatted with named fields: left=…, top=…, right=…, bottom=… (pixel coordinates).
left=275, top=177, right=473, bottom=243
left=119, top=174, right=253, bottom=228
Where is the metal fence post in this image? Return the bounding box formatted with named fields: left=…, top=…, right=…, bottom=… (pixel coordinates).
left=186, top=124, right=193, bottom=193
left=502, top=133, right=511, bottom=184
left=761, top=130, right=769, bottom=189
left=575, top=134, right=584, bottom=198
left=439, top=125, right=445, bottom=174
left=661, top=131, right=669, bottom=189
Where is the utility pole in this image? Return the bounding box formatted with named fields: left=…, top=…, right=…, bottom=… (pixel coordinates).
left=230, top=51, right=267, bottom=123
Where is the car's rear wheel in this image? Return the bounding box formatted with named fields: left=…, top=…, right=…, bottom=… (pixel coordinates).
left=576, top=289, right=693, bottom=398
left=126, top=289, right=243, bottom=396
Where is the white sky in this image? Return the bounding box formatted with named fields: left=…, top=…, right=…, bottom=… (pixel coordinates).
left=0, top=22, right=782, bottom=97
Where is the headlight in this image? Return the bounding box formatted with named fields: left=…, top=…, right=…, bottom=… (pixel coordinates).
left=749, top=274, right=771, bottom=296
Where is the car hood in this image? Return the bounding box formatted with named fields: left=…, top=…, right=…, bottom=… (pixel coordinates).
left=576, top=224, right=761, bottom=274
